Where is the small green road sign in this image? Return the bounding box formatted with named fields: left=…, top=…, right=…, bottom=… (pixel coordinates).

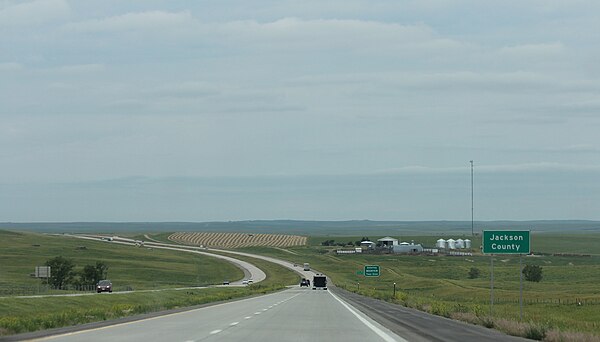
left=356, top=270, right=363, bottom=275
left=364, top=265, right=380, bottom=277
left=482, top=230, right=530, bottom=254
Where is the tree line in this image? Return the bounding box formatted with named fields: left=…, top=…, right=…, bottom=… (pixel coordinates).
left=44, top=256, right=109, bottom=289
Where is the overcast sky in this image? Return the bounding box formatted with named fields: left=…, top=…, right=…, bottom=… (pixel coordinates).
left=1, top=0, right=600, bottom=222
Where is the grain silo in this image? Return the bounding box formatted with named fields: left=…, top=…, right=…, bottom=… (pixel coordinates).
left=456, top=239, right=465, bottom=249
left=446, top=238, right=456, bottom=249
left=436, top=238, right=446, bottom=249
left=464, top=239, right=472, bottom=249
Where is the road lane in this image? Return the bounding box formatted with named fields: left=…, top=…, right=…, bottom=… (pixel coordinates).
left=34, top=287, right=404, bottom=342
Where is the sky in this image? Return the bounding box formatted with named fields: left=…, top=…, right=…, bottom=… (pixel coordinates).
left=1, top=0, right=599, bottom=222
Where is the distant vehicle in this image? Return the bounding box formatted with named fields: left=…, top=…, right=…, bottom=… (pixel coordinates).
left=222, top=280, right=230, bottom=285
left=303, top=263, right=310, bottom=271
left=242, top=279, right=248, bottom=285
left=300, top=278, right=309, bottom=287
left=312, top=275, right=327, bottom=290
left=101, top=237, right=113, bottom=242
left=96, top=280, right=112, bottom=293
left=247, top=279, right=253, bottom=284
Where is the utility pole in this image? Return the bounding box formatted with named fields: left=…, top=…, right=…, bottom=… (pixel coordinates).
left=470, top=160, right=474, bottom=237
left=471, top=160, right=475, bottom=236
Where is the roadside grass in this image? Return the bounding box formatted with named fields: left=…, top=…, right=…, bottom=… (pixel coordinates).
left=0, top=235, right=300, bottom=336
left=236, top=235, right=600, bottom=340
left=0, top=230, right=243, bottom=292
left=0, top=288, right=246, bottom=335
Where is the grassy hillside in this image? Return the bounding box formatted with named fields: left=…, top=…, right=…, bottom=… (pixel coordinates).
left=0, top=230, right=243, bottom=292
left=0, top=230, right=300, bottom=336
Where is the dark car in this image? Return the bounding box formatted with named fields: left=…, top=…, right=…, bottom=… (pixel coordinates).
left=97, top=280, right=112, bottom=293
left=300, top=278, right=310, bottom=287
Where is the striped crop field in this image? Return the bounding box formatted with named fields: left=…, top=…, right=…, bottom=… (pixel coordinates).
left=168, top=232, right=307, bottom=248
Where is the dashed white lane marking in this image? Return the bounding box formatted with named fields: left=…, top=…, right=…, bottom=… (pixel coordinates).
left=230, top=322, right=239, bottom=326
left=254, top=312, right=261, bottom=315
left=262, top=308, right=268, bottom=311
left=209, top=329, right=222, bottom=335
left=244, top=316, right=252, bottom=319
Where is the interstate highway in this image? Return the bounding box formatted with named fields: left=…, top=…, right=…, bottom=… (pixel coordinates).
left=31, top=287, right=403, bottom=342
left=18, top=236, right=529, bottom=342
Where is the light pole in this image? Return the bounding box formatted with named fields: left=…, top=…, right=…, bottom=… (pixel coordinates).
left=470, top=160, right=474, bottom=236
left=393, top=282, right=396, bottom=297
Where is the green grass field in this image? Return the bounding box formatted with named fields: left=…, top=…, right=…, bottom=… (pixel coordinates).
left=0, top=230, right=244, bottom=292
left=236, top=234, right=600, bottom=339
left=0, top=230, right=300, bottom=336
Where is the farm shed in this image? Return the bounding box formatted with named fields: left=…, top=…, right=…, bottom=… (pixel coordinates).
left=392, top=243, right=423, bottom=254
left=377, top=236, right=399, bottom=247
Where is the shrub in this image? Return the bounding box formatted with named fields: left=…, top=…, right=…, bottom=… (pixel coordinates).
left=523, top=264, right=543, bottom=282
left=429, top=302, right=451, bottom=318
left=394, top=291, right=408, bottom=303
left=468, top=267, right=480, bottom=279
left=472, top=304, right=484, bottom=317
left=45, top=256, right=76, bottom=289
left=525, top=323, right=547, bottom=340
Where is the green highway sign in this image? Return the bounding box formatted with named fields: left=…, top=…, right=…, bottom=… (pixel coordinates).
left=482, top=230, right=530, bottom=254
left=364, top=265, right=380, bottom=277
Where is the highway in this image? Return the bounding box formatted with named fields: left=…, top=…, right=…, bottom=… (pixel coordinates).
left=18, top=235, right=529, bottom=342
left=32, top=287, right=403, bottom=342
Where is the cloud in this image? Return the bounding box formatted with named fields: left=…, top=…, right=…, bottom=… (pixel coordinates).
left=499, top=42, right=565, bottom=57
left=49, top=63, right=104, bottom=73
left=217, top=17, right=467, bottom=53
left=0, top=0, right=70, bottom=27
left=63, top=10, right=193, bottom=33
left=0, top=62, right=23, bottom=71
left=144, top=82, right=220, bottom=99
left=288, top=70, right=560, bottom=93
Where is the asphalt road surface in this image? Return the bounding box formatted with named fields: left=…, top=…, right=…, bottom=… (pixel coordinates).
left=32, top=287, right=403, bottom=342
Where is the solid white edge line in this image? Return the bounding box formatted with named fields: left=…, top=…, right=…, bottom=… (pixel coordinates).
left=329, top=291, right=407, bottom=342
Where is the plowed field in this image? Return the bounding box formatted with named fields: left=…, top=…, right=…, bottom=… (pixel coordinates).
left=168, top=232, right=307, bottom=248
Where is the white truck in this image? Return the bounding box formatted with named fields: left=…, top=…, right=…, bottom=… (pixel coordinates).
left=303, top=263, right=310, bottom=271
